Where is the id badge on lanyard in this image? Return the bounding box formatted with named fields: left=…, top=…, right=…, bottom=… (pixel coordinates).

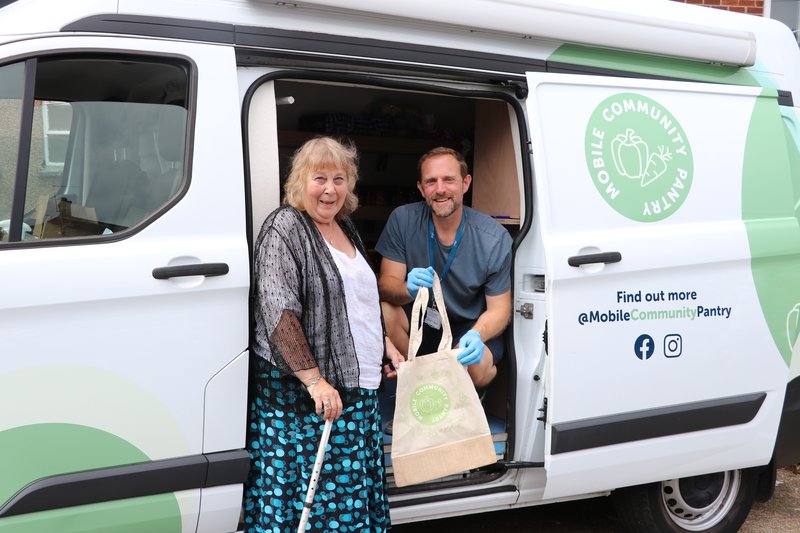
left=424, top=307, right=442, bottom=329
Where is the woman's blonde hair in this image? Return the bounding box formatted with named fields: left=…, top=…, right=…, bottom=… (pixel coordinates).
left=283, top=136, right=359, bottom=219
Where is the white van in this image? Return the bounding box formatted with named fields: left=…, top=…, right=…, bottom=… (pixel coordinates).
left=1, top=0, right=799, bottom=531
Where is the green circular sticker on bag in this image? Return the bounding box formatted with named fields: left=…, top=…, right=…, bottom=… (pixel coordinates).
left=410, top=383, right=450, bottom=425
left=585, top=93, right=693, bottom=222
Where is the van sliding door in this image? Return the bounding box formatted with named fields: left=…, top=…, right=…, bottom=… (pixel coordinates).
left=524, top=72, right=795, bottom=498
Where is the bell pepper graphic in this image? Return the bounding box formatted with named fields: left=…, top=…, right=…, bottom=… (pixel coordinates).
left=641, top=146, right=672, bottom=187
left=612, top=128, right=649, bottom=181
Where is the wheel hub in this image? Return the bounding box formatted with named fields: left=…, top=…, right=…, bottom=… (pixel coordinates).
left=660, top=470, right=741, bottom=531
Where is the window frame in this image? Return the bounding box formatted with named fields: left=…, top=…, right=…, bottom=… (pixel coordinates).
left=0, top=52, right=195, bottom=247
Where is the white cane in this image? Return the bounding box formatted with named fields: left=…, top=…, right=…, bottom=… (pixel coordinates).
left=297, top=418, right=333, bottom=533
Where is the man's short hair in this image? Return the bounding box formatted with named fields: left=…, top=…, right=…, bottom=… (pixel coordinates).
left=417, top=147, right=468, bottom=181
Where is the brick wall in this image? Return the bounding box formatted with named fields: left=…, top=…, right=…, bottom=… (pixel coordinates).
left=674, top=0, right=764, bottom=16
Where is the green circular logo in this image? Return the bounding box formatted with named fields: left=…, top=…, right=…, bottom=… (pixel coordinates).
left=410, top=383, right=450, bottom=425
left=585, top=93, right=693, bottom=222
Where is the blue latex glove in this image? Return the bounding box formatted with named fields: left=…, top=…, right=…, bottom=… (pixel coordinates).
left=406, top=266, right=434, bottom=299
left=457, top=330, right=485, bottom=365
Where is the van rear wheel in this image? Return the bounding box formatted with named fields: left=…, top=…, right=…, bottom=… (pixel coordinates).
left=612, top=468, right=759, bottom=532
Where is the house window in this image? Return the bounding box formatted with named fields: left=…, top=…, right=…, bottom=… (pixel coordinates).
left=41, top=101, right=71, bottom=169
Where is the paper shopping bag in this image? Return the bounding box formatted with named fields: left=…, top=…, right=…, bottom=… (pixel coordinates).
left=391, top=272, right=497, bottom=487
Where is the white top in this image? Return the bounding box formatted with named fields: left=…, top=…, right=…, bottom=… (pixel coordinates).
left=326, top=241, right=383, bottom=389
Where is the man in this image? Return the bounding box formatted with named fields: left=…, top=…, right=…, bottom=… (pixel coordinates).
left=376, top=147, right=512, bottom=388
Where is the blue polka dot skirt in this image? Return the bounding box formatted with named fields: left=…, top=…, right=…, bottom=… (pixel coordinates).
left=243, top=360, right=391, bottom=532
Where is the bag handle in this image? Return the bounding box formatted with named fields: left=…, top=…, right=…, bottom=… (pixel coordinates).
left=408, top=271, right=452, bottom=361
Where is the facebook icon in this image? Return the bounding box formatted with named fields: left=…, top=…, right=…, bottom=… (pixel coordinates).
left=634, top=334, right=655, bottom=360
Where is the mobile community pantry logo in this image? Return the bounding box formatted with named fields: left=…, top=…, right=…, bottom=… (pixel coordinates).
left=585, top=93, right=693, bottom=222
left=410, top=383, right=450, bottom=425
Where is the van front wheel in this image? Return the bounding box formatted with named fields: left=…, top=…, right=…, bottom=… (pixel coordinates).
left=612, top=468, right=759, bottom=532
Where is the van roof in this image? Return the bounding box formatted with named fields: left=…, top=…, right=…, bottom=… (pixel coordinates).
left=0, top=1, right=760, bottom=64
left=1, top=0, right=798, bottom=96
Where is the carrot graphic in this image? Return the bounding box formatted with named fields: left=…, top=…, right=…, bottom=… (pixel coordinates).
left=641, top=145, right=672, bottom=187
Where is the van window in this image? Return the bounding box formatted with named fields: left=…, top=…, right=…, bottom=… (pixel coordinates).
left=1, top=56, right=189, bottom=243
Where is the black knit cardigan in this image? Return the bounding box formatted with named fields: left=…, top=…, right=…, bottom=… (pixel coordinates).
left=252, top=205, right=383, bottom=389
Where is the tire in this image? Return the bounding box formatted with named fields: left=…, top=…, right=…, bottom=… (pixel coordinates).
left=612, top=467, right=759, bottom=533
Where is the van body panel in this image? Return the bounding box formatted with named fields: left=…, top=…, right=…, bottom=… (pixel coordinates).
left=742, top=92, right=800, bottom=370
left=547, top=44, right=761, bottom=87
left=195, top=485, right=246, bottom=533
left=202, top=350, right=248, bottom=453
left=1, top=0, right=800, bottom=530
left=546, top=16, right=800, bottom=103
left=388, top=484, right=519, bottom=525
left=0, top=35, right=247, bottom=531
left=525, top=72, right=790, bottom=498
left=0, top=492, right=194, bottom=533
left=115, top=0, right=759, bottom=66
left=244, top=75, right=281, bottom=234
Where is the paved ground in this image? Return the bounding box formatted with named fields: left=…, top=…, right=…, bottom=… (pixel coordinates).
left=741, top=467, right=800, bottom=533
left=394, top=468, right=800, bottom=532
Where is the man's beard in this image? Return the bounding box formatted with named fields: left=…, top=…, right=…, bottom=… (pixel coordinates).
left=427, top=195, right=461, bottom=218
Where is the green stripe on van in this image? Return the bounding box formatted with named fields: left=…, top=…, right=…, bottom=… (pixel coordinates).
left=0, top=494, right=180, bottom=533
left=742, top=90, right=800, bottom=366
left=548, top=44, right=760, bottom=87
left=0, top=423, right=181, bottom=531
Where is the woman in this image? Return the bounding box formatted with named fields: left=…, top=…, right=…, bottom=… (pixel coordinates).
left=243, top=136, right=401, bottom=532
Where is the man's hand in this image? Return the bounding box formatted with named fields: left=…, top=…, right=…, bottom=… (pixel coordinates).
left=406, top=266, right=434, bottom=299
left=457, top=329, right=485, bottom=365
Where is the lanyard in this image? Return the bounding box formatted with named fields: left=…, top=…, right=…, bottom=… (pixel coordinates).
left=428, top=211, right=466, bottom=283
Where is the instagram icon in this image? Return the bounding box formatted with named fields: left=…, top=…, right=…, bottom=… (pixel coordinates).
left=664, top=334, right=682, bottom=358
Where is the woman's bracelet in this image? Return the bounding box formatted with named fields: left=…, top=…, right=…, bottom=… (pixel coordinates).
left=303, top=375, right=322, bottom=390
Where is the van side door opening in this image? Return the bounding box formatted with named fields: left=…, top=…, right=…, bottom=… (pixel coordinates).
left=243, top=73, right=540, bottom=495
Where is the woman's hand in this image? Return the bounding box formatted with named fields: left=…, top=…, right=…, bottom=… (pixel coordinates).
left=383, top=336, right=405, bottom=379
left=308, top=377, right=342, bottom=420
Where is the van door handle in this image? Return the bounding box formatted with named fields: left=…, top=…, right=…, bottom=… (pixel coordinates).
left=152, top=263, right=230, bottom=280
left=567, top=252, right=622, bottom=267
